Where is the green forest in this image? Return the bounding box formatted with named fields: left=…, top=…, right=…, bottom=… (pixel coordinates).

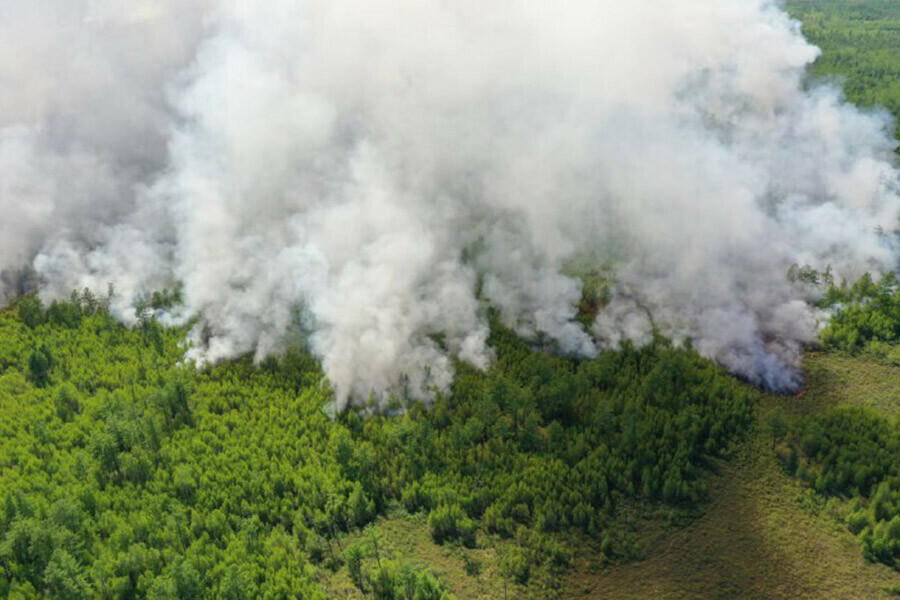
left=779, top=0, right=900, bottom=581
left=787, top=0, right=900, bottom=141
left=3, top=279, right=900, bottom=599
left=0, top=292, right=755, bottom=598
left=777, top=272, right=900, bottom=571
left=3, top=1, right=900, bottom=599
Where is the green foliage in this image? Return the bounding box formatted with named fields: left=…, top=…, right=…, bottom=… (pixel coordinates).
left=819, top=273, right=900, bottom=355
left=462, top=553, right=482, bottom=577
left=53, top=385, right=80, bottom=422
left=16, top=297, right=44, bottom=330
left=767, top=411, right=789, bottom=449
left=500, top=546, right=532, bottom=586
left=345, top=543, right=364, bottom=590
left=791, top=268, right=900, bottom=357
left=785, top=406, right=900, bottom=568
left=43, top=548, right=91, bottom=600
left=428, top=504, right=476, bottom=548
left=0, top=295, right=755, bottom=596
left=2, top=6, right=899, bottom=595
left=353, top=548, right=454, bottom=600
left=354, top=325, right=754, bottom=584
left=787, top=0, right=900, bottom=142
left=27, top=344, right=53, bottom=388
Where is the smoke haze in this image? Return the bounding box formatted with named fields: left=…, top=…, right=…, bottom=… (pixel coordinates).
left=2, top=0, right=898, bottom=403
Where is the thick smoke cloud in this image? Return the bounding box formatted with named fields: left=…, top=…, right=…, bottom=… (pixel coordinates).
left=2, top=0, right=898, bottom=403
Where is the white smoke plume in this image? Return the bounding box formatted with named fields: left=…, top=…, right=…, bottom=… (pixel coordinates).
left=1, top=0, right=898, bottom=403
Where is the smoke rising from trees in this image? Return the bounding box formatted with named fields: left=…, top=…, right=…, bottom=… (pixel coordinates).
left=2, top=0, right=898, bottom=403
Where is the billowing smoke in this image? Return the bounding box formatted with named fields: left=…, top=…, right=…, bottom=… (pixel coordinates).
left=2, top=0, right=898, bottom=403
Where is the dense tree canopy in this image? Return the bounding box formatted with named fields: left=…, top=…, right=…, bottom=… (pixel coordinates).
left=814, top=272, right=900, bottom=362
left=0, top=294, right=755, bottom=598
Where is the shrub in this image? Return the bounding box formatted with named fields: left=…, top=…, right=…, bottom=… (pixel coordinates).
left=17, top=296, right=44, bottom=329
left=428, top=504, right=476, bottom=548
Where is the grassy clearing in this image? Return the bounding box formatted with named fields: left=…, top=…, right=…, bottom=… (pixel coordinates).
left=318, top=351, right=900, bottom=599
left=801, top=353, right=900, bottom=417
left=323, top=511, right=511, bottom=599
left=558, top=353, right=900, bottom=600
left=321, top=352, right=900, bottom=599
